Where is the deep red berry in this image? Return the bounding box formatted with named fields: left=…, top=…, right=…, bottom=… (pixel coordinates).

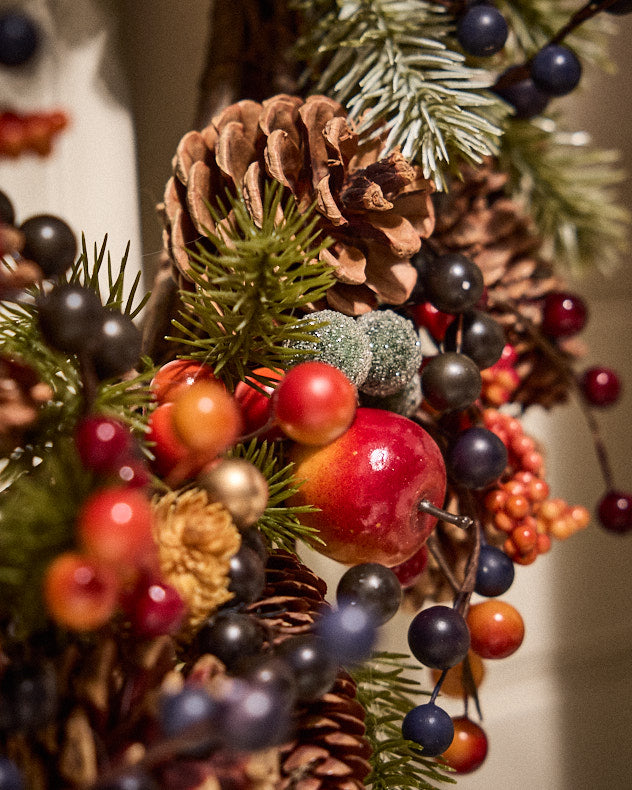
left=597, top=490, right=632, bottom=534
left=234, top=366, right=284, bottom=437
left=440, top=716, right=488, bottom=774
left=77, top=486, right=154, bottom=568
left=541, top=291, right=588, bottom=338
left=409, top=302, right=453, bottom=342
left=273, top=361, right=357, bottom=446
left=129, top=578, right=186, bottom=637
left=74, top=415, right=132, bottom=474
left=580, top=366, right=621, bottom=407
left=391, top=545, right=429, bottom=589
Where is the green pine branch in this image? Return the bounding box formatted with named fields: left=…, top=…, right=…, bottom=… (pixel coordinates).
left=294, top=0, right=509, bottom=189
left=172, top=183, right=335, bottom=392
left=230, top=439, right=323, bottom=553
left=500, top=119, right=629, bottom=271
left=352, top=652, right=456, bottom=790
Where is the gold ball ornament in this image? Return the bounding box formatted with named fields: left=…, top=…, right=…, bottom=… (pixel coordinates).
left=198, top=458, right=269, bottom=530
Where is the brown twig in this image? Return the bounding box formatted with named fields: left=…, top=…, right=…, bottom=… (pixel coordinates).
left=493, top=0, right=623, bottom=91
left=194, top=0, right=302, bottom=129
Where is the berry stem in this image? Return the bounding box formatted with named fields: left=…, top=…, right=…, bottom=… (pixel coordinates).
left=430, top=669, right=449, bottom=704
left=493, top=0, right=622, bottom=91
left=418, top=499, right=473, bottom=530
left=496, top=298, right=615, bottom=490
left=426, top=533, right=461, bottom=595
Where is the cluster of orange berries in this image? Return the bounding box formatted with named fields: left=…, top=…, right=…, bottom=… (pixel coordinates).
left=480, top=344, right=520, bottom=407
left=481, top=409, right=589, bottom=564
left=0, top=109, right=68, bottom=157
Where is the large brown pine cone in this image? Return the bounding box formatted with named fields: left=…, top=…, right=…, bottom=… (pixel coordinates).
left=160, top=94, right=435, bottom=316
left=430, top=160, right=580, bottom=408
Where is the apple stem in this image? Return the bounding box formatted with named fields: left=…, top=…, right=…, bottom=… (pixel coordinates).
left=418, top=499, right=473, bottom=530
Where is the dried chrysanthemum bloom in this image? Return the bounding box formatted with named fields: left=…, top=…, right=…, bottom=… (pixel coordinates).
left=160, top=94, right=435, bottom=315
left=152, top=489, right=241, bottom=631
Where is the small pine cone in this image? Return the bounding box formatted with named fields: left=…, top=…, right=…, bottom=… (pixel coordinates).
left=0, top=355, right=52, bottom=454
left=280, top=672, right=371, bottom=790
left=246, top=550, right=329, bottom=643
left=160, top=94, right=435, bottom=315
left=431, top=159, right=577, bottom=408
left=152, top=489, right=242, bottom=632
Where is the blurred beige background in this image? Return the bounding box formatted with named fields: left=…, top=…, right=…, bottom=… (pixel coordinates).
left=1, top=1, right=631, bottom=787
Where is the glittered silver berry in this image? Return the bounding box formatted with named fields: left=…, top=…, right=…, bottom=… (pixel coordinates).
left=284, top=310, right=372, bottom=386
left=361, top=373, right=422, bottom=417
left=357, top=310, right=423, bottom=396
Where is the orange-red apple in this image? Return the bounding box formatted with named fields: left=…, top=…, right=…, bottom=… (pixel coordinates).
left=289, top=407, right=446, bottom=566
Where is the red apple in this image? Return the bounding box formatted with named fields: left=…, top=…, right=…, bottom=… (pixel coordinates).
left=289, top=407, right=446, bottom=566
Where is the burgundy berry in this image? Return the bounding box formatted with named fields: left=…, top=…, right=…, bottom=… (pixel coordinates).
left=541, top=291, right=587, bottom=338
left=74, top=415, right=132, bottom=474
left=580, top=367, right=621, bottom=407
left=131, top=579, right=186, bottom=638
left=597, top=490, right=632, bottom=534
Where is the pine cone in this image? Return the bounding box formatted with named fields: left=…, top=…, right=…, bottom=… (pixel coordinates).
left=279, top=672, right=371, bottom=790
left=160, top=94, right=435, bottom=315
left=246, top=550, right=329, bottom=643
left=0, top=355, right=52, bottom=454
left=430, top=160, right=578, bottom=408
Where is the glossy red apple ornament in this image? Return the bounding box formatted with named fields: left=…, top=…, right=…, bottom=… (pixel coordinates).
left=289, top=408, right=446, bottom=566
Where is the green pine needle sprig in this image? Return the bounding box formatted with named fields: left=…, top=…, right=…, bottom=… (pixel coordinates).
left=294, top=0, right=509, bottom=189
left=172, top=183, right=335, bottom=392
left=352, top=652, right=455, bottom=790
left=0, top=238, right=153, bottom=487
left=0, top=438, right=94, bottom=637
left=230, top=439, right=323, bottom=553
left=500, top=119, right=629, bottom=272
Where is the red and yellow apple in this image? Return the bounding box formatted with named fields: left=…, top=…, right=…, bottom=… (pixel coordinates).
left=289, top=407, right=446, bottom=566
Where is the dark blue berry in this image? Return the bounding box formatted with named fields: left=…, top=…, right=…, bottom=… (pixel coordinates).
left=457, top=5, right=508, bottom=57
left=0, top=758, right=24, bottom=790
left=531, top=45, right=582, bottom=97
left=315, top=603, right=377, bottom=665
left=220, top=677, right=293, bottom=751
left=336, top=563, right=402, bottom=625
left=36, top=285, right=103, bottom=355
left=91, top=311, right=143, bottom=379
left=92, top=769, right=157, bottom=790
left=159, top=686, right=219, bottom=738
left=275, top=635, right=337, bottom=701
left=408, top=605, right=470, bottom=669
left=0, top=190, right=15, bottom=225
left=420, top=352, right=482, bottom=412
left=402, top=702, right=454, bottom=756
left=448, top=427, right=508, bottom=489
left=444, top=310, right=505, bottom=370
left=0, top=12, right=39, bottom=67
left=494, top=67, right=550, bottom=119
left=228, top=545, right=266, bottom=604
left=475, top=544, right=515, bottom=597
left=196, top=611, right=265, bottom=670
left=20, top=215, right=77, bottom=278
left=423, top=253, right=484, bottom=313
